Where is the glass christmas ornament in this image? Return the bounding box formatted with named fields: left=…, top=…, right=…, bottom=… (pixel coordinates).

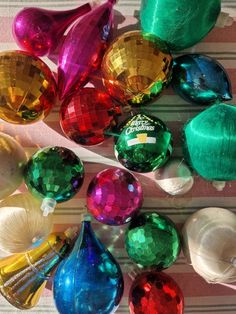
left=155, top=158, right=194, bottom=196
left=140, top=0, right=221, bottom=51
left=53, top=218, right=124, bottom=314
left=172, top=54, right=232, bottom=105
left=24, top=146, right=84, bottom=216
left=102, top=30, right=173, bottom=105
left=129, top=271, right=184, bottom=314
left=183, top=103, right=236, bottom=181
left=60, top=87, right=120, bottom=146
left=87, top=167, right=143, bottom=225
left=0, top=132, right=27, bottom=200
left=58, top=0, right=116, bottom=100
left=114, top=113, right=173, bottom=173
left=13, top=3, right=92, bottom=57
left=0, top=51, right=57, bottom=124
left=0, top=193, right=53, bottom=254
left=182, top=207, right=236, bottom=284
left=125, top=212, right=180, bottom=269
left=0, top=228, right=76, bottom=310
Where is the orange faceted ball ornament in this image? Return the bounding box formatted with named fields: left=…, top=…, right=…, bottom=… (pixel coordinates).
left=0, top=51, right=57, bottom=124
left=101, top=31, right=173, bottom=105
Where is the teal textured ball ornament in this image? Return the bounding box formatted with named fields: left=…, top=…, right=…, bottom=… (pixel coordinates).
left=183, top=103, right=236, bottom=181
left=140, top=0, right=221, bottom=51
left=125, top=212, right=180, bottom=269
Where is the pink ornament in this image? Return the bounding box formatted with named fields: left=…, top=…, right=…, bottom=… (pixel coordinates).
left=87, top=168, right=143, bottom=226
left=58, top=0, right=116, bottom=100
left=13, top=3, right=92, bottom=57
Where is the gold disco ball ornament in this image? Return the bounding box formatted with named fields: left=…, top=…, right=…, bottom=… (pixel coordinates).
left=101, top=30, right=173, bottom=105
left=0, top=51, right=57, bottom=124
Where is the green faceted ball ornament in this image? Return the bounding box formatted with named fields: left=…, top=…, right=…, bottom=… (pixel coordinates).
left=183, top=103, right=236, bottom=181
left=24, top=146, right=84, bottom=215
left=114, top=113, right=173, bottom=173
left=140, top=0, right=221, bottom=51
left=125, top=212, right=181, bottom=269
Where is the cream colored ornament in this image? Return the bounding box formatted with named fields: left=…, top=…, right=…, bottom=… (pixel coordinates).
left=155, top=158, right=194, bottom=195
left=182, top=207, right=236, bottom=284
left=0, top=132, right=27, bottom=200
left=0, top=193, right=53, bottom=253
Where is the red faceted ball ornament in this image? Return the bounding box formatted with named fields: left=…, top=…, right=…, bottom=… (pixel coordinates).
left=60, top=88, right=120, bottom=146
left=129, top=271, right=184, bottom=314
left=87, top=168, right=143, bottom=225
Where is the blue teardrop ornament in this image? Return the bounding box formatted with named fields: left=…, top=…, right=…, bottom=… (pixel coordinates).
left=172, top=54, right=232, bottom=105
left=53, top=220, right=124, bottom=314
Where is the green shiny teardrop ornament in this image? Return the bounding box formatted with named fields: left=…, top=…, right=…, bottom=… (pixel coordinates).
left=125, top=212, right=181, bottom=269
left=24, top=146, right=84, bottom=203
left=183, top=103, right=236, bottom=181
left=114, top=113, right=173, bottom=173
left=140, top=0, right=221, bottom=51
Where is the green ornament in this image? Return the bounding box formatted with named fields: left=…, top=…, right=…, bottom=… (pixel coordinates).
left=114, top=113, right=173, bottom=173
left=125, top=212, right=180, bottom=269
left=140, top=0, right=221, bottom=51
left=24, top=146, right=84, bottom=215
left=183, top=103, right=236, bottom=181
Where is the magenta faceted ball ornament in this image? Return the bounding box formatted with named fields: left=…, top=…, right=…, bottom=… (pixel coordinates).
left=87, top=168, right=143, bottom=225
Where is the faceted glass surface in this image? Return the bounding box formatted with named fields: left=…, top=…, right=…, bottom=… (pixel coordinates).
left=87, top=168, right=143, bottom=225
left=102, top=31, right=173, bottom=105
left=114, top=113, right=173, bottom=173
left=60, top=88, right=120, bottom=146
left=125, top=212, right=180, bottom=269
left=0, top=51, right=56, bottom=124
left=129, top=271, right=184, bottom=314
left=24, top=147, right=84, bottom=202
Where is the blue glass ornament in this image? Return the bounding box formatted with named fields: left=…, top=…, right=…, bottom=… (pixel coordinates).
left=172, top=54, right=232, bottom=105
left=53, top=219, right=124, bottom=314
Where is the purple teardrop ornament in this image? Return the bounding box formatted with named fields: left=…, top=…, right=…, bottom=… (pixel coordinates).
left=58, top=0, right=116, bottom=100
left=13, top=3, right=92, bottom=57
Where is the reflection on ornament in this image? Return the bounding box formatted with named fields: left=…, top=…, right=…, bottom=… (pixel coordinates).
left=13, top=3, right=92, bottom=57
left=125, top=212, right=180, bottom=269
left=0, top=228, right=76, bottom=309
left=0, top=193, right=53, bottom=254
left=129, top=271, right=184, bottom=314
left=53, top=218, right=124, bottom=314
left=140, top=0, right=221, bottom=51
left=183, top=103, right=236, bottom=180
left=114, top=113, right=173, bottom=173
left=172, top=54, right=232, bottom=104
left=0, top=132, right=27, bottom=200
left=0, top=51, right=57, bottom=124
left=155, top=158, right=194, bottom=195
left=182, top=207, right=236, bottom=284
left=58, top=0, right=116, bottom=100
left=24, top=146, right=84, bottom=216
left=60, top=87, right=120, bottom=146
left=87, top=168, right=143, bottom=225
left=102, top=30, right=173, bottom=105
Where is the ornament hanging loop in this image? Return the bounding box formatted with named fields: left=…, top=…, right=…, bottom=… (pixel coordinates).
left=41, top=198, right=57, bottom=216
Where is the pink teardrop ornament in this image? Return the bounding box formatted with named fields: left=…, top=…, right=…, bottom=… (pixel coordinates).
left=13, top=3, right=92, bottom=57
left=58, top=0, right=116, bottom=100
